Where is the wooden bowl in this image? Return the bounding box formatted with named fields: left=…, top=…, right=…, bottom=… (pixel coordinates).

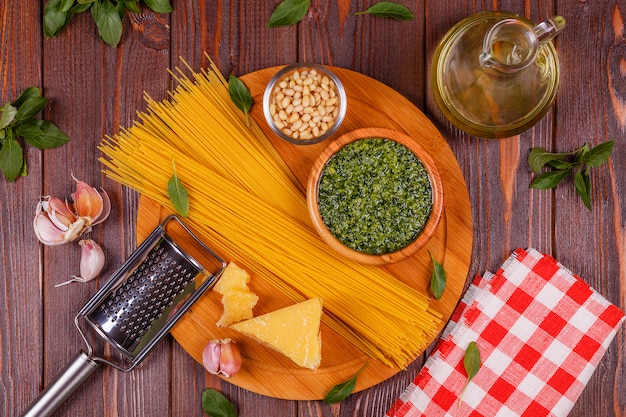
left=307, top=127, right=444, bottom=265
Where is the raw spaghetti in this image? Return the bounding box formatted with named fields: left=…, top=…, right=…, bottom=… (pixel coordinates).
left=99, top=58, right=442, bottom=368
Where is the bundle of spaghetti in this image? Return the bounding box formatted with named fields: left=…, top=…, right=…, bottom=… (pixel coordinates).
left=99, top=60, right=442, bottom=368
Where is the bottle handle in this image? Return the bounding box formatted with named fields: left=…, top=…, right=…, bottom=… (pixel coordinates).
left=534, top=16, right=566, bottom=44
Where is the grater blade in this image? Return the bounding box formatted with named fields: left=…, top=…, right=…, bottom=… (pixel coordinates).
left=78, top=214, right=226, bottom=369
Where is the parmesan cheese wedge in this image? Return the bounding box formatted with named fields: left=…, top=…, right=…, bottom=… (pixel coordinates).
left=230, top=298, right=323, bottom=369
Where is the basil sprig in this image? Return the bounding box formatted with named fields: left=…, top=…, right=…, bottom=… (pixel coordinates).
left=323, top=362, right=369, bottom=404
left=0, top=87, right=70, bottom=182
left=201, top=388, right=237, bottom=417
left=355, top=2, right=415, bottom=20
left=43, top=0, right=173, bottom=47
left=528, top=140, right=614, bottom=210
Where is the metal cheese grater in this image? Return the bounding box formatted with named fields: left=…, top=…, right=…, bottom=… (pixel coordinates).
left=20, top=215, right=226, bottom=417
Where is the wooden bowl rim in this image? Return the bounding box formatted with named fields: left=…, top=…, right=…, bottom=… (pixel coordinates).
left=306, top=127, right=444, bottom=265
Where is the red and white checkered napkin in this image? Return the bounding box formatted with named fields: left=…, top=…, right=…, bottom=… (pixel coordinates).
left=386, top=248, right=625, bottom=417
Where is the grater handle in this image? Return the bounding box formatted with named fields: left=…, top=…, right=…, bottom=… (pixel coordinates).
left=19, top=350, right=100, bottom=417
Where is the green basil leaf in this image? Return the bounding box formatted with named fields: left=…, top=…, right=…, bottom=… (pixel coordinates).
left=458, top=341, right=481, bottom=405
left=69, top=2, right=92, bottom=13
left=201, top=388, right=237, bottom=417
left=428, top=251, right=447, bottom=300
left=0, top=129, right=5, bottom=141
left=464, top=342, right=481, bottom=381
left=60, top=0, right=76, bottom=12
left=78, top=0, right=97, bottom=3
left=168, top=160, right=189, bottom=217
left=228, top=75, right=253, bottom=127
left=15, top=123, right=44, bottom=139
left=15, top=97, right=49, bottom=123
left=23, top=120, right=70, bottom=149
left=43, top=0, right=71, bottom=38
left=11, top=86, right=42, bottom=108
left=355, top=2, right=415, bottom=20
left=143, top=0, right=173, bottom=14
left=547, top=159, right=574, bottom=170
left=574, top=169, right=592, bottom=210
left=0, top=104, right=18, bottom=129
left=92, top=0, right=123, bottom=46
left=527, top=147, right=570, bottom=173
left=124, top=1, right=141, bottom=13
left=581, top=140, right=614, bottom=167
left=529, top=169, right=569, bottom=190
left=0, top=137, right=25, bottom=182
left=267, top=0, right=310, bottom=27
left=323, top=362, right=369, bottom=404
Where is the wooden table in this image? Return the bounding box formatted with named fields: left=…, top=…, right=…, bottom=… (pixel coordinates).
left=1, top=1, right=624, bottom=416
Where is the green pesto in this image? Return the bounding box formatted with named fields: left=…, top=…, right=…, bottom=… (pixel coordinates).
left=317, top=138, right=433, bottom=254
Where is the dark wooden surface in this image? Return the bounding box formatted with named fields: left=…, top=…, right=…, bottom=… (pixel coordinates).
left=1, top=1, right=624, bottom=416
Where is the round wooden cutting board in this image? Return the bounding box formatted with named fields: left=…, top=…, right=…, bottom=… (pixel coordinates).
left=136, top=66, right=473, bottom=400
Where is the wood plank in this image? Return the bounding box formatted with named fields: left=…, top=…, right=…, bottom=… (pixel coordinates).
left=0, top=1, right=44, bottom=416
left=553, top=2, right=626, bottom=416
left=37, top=6, right=171, bottom=417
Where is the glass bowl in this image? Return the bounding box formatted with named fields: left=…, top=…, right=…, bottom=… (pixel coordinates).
left=263, top=63, right=347, bottom=145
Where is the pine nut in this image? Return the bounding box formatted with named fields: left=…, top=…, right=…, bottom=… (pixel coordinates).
left=268, top=66, right=342, bottom=141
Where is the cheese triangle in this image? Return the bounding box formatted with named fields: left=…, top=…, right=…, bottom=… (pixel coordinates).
left=230, top=298, right=323, bottom=369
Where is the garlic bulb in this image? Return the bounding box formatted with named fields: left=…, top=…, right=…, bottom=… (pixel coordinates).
left=55, top=239, right=105, bottom=287
left=34, top=176, right=110, bottom=246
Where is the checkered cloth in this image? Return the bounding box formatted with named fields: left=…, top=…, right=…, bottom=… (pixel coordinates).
left=386, top=248, right=625, bottom=417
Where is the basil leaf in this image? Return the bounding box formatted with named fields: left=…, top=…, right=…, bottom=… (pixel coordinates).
left=143, top=0, right=173, bottom=14
left=92, top=0, right=123, bottom=46
left=464, top=342, right=481, bottom=381
left=228, top=75, right=253, bottom=127
left=268, top=0, right=310, bottom=27
left=69, top=2, right=92, bottom=13
left=323, top=362, right=369, bottom=404
left=78, top=0, right=97, bottom=3
left=11, top=86, right=42, bottom=108
left=15, top=123, right=44, bottom=139
left=168, top=160, right=189, bottom=217
left=527, top=147, right=570, bottom=173
left=574, top=169, right=592, bottom=210
left=529, top=169, right=569, bottom=190
left=428, top=251, right=446, bottom=300
left=581, top=140, right=614, bottom=167
left=547, top=159, right=574, bottom=170
left=124, top=1, right=141, bottom=13
left=43, top=0, right=71, bottom=37
left=0, top=136, right=25, bottom=182
left=15, top=97, right=49, bottom=124
left=201, top=388, right=237, bottom=417
left=0, top=104, right=18, bottom=130
left=355, top=2, right=415, bottom=20
left=60, top=0, right=76, bottom=12
left=23, top=120, right=70, bottom=149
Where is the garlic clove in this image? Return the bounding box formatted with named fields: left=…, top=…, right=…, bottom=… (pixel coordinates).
left=33, top=211, right=71, bottom=246
left=71, top=177, right=105, bottom=225
left=43, top=196, right=76, bottom=230
left=91, top=187, right=111, bottom=226
left=77, top=239, right=105, bottom=281
left=218, top=340, right=242, bottom=377
left=202, top=338, right=242, bottom=378
left=202, top=340, right=222, bottom=375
